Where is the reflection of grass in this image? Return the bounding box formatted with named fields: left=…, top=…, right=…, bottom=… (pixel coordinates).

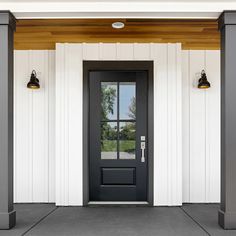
left=102, top=140, right=117, bottom=152
left=120, top=140, right=135, bottom=153
left=102, top=140, right=135, bottom=153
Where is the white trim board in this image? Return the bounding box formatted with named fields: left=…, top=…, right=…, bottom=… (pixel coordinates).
left=1, top=1, right=236, bottom=19
left=55, top=43, right=182, bottom=206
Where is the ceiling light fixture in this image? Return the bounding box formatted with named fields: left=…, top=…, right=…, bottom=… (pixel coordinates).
left=112, top=22, right=125, bottom=29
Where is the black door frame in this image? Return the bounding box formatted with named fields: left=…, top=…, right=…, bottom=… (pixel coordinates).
left=83, top=61, right=154, bottom=206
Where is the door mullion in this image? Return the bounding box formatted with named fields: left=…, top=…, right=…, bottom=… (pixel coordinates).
left=117, top=82, right=120, bottom=160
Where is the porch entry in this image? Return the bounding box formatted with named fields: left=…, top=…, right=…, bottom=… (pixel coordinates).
left=89, top=69, right=148, bottom=202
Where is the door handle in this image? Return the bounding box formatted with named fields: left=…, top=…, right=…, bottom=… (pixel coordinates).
left=141, top=136, right=146, bottom=163
left=141, top=142, right=145, bottom=162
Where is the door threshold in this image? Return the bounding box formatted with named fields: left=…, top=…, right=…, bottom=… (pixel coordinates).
left=88, top=201, right=149, bottom=205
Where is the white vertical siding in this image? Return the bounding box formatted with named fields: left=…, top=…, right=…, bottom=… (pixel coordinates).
left=14, top=51, right=31, bottom=202
left=56, top=43, right=182, bottom=206
left=205, top=51, right=221, bottom=202
left=14, top=47, right=220, bottom=205
left=151, top=43, right=182, bottom=206
left=14, top=50, right=55, bottom=203
left=48, top=51, right=56, bottom=202
left=189, top=50, right=206, bottom=202
left=31, top=51, right=49, bottom=202
left=67, top=44, right=83, bottom=205
left=55, top=44, right=84, bottom=206
left=151, top=44, right=168, bottom=205
left=116, top=43, right=134, bottom=59
left=182, top=50, right=190, bottom=202
left=182, top=50, right=220, bottom=203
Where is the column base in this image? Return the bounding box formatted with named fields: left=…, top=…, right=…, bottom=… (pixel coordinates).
left=0, top=211, right=16, bottom=229
left=219, top=209, right=236, bottom=229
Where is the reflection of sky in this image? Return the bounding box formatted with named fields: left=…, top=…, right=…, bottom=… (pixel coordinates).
left=104, top=83, right=135, bottom=120
left=109, top=122, right=117, bottom=129
left=120, top=84, right=135, bottom=119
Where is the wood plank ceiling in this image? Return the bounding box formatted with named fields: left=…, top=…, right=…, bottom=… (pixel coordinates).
left=15, top=19, right=220, bottom=50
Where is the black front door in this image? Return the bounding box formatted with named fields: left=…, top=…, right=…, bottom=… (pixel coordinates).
left=89, top=70, right=148, bottom=201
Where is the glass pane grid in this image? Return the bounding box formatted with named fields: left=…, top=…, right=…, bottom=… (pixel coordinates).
left=100, top=81, right=136, bottom=160
left=101, top=119, right=136, bottom=123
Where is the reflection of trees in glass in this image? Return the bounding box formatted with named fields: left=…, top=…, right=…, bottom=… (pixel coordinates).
left=101, top=85, right=136, bottom=154
left=119, top=96, right=136, bottom=154
left=128, top=96, right=136, bottom=119
left=101, top=123, right=117, bottom=141
left=120, top=122, right=135, bottom=154
left=120, top=123, right=135, bottom=140
left=101, top=122, right=117, bottom=151
left=101, top=85, right=117, bottom=120
left=101, top=85, right=117, bottom=150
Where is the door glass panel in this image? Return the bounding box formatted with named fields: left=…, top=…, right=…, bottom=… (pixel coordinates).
left=101, top=122, right=118, bottom=159
left=119, top=82, right=136, bottom=120
left=119, top=122, right=136, bottom=160
left=100, top=81, right=136, bottom=160
left=101, top=82, right=117, bottom=120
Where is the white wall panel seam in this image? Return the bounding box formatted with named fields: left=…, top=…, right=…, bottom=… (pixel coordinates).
left=55, top=45, right=60, bottom=204
left=47, top=51, right=50, bottom=201
left=28, top=51, right=32, bottom=202
left=167, top=44, right=171, bottom=205
left=48, top=50, right=55, bottom=202
left=204, top=50, right=207, bottom=202
left=67, top=44, right=70, bottom=205
left=61, top=44, right=65, bottom=205
left=63, top=45, right=66, bottom=205
left=203, top=50, right=207, bottom=202
left=66, top=44, right=70, bottom=206
left=29, top=51, right=33, bottom=202
left=188, top=50, right=190, bottom=202
left=46, top=50, right=50, bottom=202
left=176, top=44, right=182, bottom=204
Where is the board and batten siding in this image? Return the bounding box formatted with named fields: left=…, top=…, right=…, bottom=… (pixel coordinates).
left=55, top=43, right=182, bottom=206
left=182, top=50, right=220, bottom=203
left=13, top=47, right=220, bottom=205
left=14, top=50, right=55, bottom=203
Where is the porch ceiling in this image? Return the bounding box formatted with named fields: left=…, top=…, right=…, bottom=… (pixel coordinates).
left=15, top=19, right=220, bottom=50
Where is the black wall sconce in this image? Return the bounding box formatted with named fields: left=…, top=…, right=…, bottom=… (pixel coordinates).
left=198, top=70, right=210, bottom=89
left=27, top=70, right=40, bottom=89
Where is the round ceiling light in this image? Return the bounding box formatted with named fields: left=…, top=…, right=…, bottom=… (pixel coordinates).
left=112, top=22, right=125, bottom=29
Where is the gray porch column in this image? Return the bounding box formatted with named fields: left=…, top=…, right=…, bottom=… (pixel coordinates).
left=0, top=11, right=16, bottom=229
left=218, top=11, right=236, bottom=229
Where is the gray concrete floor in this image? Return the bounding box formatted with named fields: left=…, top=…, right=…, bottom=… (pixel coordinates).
left=0, top=204, right=235, bottom=236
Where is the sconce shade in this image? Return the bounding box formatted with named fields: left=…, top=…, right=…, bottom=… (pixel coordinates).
left=198, top=70, right=210, bottom=89
left=27, top=70, right=40, bottom=89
